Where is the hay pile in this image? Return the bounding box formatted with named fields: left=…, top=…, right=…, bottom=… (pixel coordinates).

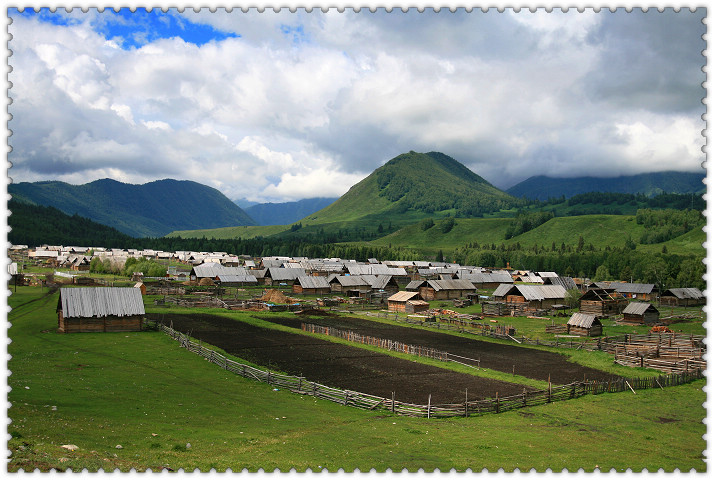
left=259, top=289, right=298, bottom=304
left=198, top=278, right=215, bottom=286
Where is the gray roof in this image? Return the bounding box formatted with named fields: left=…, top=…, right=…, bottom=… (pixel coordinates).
left=567, top=312, right=601, bottom=328
left=216, top=274, right=258, bottom=284
left=267, top=267, right=306, bottom=281
left=623, top=302, right=658, bottom=315
left=460, top=271, right=513, bottom=284
left=330, top=275, right=372, bottom=287
left=547, top=276, right=578, bottom=290
left=59, top=287, right=145, bottom=319
left=662, top=288, right=704, bottom=300
left=599, top=282, right=656, bottom=294
left=427, top=279, right=476, bottom=291
left=494, top=284, right=567, bottom=301
left=406, top=280, right=426, bottom=291
left=192, top=263, right=248, bottom=278
left=295, top=276, right=331, bottom=289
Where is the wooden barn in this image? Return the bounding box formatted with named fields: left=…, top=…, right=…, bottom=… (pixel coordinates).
left=621, top=302, right=660, bottom=326
left=292, top=276, right=331, bottom=295
left=406, top=279, right=476, bottom=301
left=659, top=288, right=705, bottom=307
left=328, top=275, right=372, bottom=297
left=387, top=291, right=429, bottom=313
left=579, top=287, right=628, bottom=317
left=567, top=312, right=603, bottom=337
left=600, top=282, right=658, bottom=301
left=57, top=287, right=145, bottom=333
left=264, top=267, right=306, bottom=286
left=492, top=284, right=567, bottom=310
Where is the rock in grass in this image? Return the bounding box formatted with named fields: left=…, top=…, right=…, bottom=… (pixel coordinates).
left=61, top=444, right=78, bottom=451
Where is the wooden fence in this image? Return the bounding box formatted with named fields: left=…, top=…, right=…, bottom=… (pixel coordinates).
left=156, top=322, right=705, bottom=419
left=301, top=323, right=449, bottom=362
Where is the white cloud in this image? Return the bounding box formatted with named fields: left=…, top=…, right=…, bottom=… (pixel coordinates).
left=7, top=8, right=706, bottom=203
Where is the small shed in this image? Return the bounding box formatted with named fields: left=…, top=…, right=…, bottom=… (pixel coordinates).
left=567, top=312, right=603, bottom=337
left=387, top=291, right=428, bottom=313
left=134, top=282, right=147, bottom=295
left=57, top=287, right=145, bottom=333
left=622, top=302, right=660, bottom=325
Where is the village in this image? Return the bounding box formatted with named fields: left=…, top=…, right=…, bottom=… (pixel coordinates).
left=8, top=243, right=705, bottom=377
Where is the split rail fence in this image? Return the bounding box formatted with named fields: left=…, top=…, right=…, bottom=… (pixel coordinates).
left=157, top=322, right=704, bottom=419
left=301, top=322, right=448, bottom=361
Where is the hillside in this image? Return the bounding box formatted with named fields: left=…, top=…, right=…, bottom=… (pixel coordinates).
left=8, top=178, right=256, bottom=237
left=302, top=151, right=524, bottom=225
left=244, top=197, right=338, bottom=225
left=507, top=171, right=705, bottom=201
left=8, top=199, right=135, bottom=247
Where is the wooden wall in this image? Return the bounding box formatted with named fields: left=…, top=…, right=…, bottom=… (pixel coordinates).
left=58, top=314, right=143, bottom=333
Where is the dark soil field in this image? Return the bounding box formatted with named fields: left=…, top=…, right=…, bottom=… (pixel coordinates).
left=150, top=312, right=536, bottom=404
left=266, top=313, right=618, bottom=384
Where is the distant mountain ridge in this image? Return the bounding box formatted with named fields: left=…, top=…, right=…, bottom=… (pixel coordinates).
left=244, top=197, right=338, bottom=226
left=507, top=171, right=705, bottom=201
left=8, top=178, right=256, bottom=237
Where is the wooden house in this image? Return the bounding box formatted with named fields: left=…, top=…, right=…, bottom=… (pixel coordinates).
left=600, top=282, right=658, bottom=301
left=387, top=291, right=429, bottom=313
left=292, top=276, right=331, bottom=295
left=659, top=288, right=705, bottom=307
left=621, top=302, right=660, bottom=326
left=567, top=312, right=603, bottom=337
left=492, top=284, right=567, bottom=310
left=264, top=267, right=306, bottom=286
left=579, top=287, right=627, bottom=317
left=328, top=275, right=372, bottom=297
left=57, top=287, right=145, bottom=333
left=458, top=270, right=513, bottom=289
left=406, top=279, right=476, bottom=301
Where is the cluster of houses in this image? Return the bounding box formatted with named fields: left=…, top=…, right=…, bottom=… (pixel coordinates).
left=10, top=245, right=704, bottom=337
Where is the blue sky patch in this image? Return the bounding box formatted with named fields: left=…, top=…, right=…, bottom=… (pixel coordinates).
left=10, top=7, right=239, bottom=49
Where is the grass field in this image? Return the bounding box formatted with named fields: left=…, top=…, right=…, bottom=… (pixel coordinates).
left=7, top=286, right=706, bottom=472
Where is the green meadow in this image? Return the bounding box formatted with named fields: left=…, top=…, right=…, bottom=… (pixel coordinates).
left=7, top=287, right=706, bottom=472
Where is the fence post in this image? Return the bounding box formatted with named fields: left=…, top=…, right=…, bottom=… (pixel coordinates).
left=427, top=394, right=431, bottom=419
left=465, top=389, right=468, bottom=417
left=495, top=392, right=500, bottom=413
left=391, top=391, right=395, bottom=414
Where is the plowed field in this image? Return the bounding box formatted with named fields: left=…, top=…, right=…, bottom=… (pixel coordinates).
left=151, top=313, right=536, bottom=404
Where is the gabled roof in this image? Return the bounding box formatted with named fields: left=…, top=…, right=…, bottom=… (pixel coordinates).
left=192, top=263, right=248, bottom=278
left=388, top=291, right=422, bottom=302
left=623, top=302, right=659, bottom=315
left=216, top=274, right=258, bottom=284
left=599, top=282, right=656, bottom=294
left=427, top=279, right=476, bottom=291
left=567, top=312, right=601, bottom=328
left=662, top=288, right=704, bottom=300
left=546, top=276, right=578, bottom=291
left=494, top=284, right=567, bottom=301
left=295, top=276, right=331, bottom=289
left=58, top=287, right=145, bottom=319
left=329, top=275, right=372, bottom=287
left=406, top=280, right=426, bottom=291
left=267, top=267, right=306, bottom=281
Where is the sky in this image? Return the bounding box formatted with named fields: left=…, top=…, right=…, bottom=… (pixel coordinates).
left=7, top=6, right=707, bottom=203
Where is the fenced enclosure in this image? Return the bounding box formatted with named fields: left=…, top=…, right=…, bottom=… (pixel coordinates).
left=156, top=321, right=705, bottom=419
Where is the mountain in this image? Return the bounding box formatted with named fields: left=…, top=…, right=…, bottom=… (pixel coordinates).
left=8, top=199, right=135, bottom=247
left=506, top=171, right=706, bottom=201
left=302, top=151, right=524, bottom=225
left=8, top=178, right=256, bottom=237
left=244, top=197, right=338, bottom=226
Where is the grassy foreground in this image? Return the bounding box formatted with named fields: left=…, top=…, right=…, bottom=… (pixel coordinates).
left=7, top=287, right=706, bottom=472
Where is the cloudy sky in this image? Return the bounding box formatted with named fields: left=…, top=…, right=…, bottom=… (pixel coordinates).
left=7, top=7, right=706, bottom=203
